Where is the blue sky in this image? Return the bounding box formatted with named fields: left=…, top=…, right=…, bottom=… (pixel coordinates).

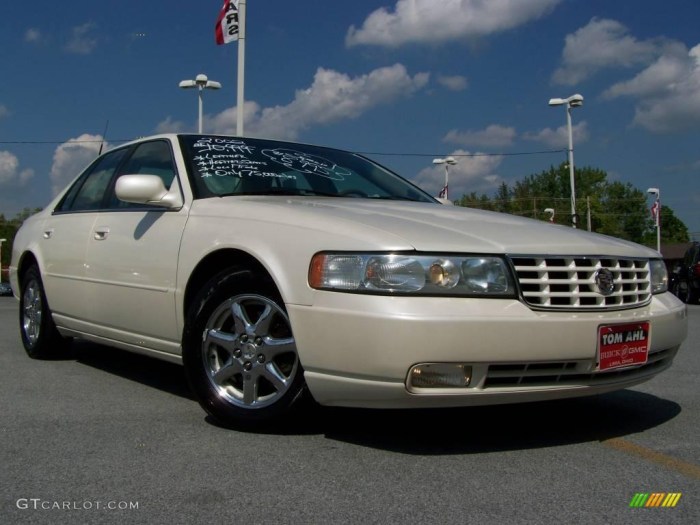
left=1, top=0, right=699, bottom=237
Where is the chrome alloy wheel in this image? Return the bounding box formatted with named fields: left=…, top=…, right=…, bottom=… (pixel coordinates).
left=201, top=294, right=299, bottom=409
left=22, top=279, right=43, bottom=346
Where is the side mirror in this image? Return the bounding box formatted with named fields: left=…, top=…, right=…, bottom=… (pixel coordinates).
left=115, top=175, right=183, bottom=209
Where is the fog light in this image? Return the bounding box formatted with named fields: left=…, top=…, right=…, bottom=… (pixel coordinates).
left=409, top=364, right=472, bottom=389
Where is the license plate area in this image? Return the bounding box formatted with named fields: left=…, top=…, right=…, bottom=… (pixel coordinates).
left=597, top=322, right=650, bottom=371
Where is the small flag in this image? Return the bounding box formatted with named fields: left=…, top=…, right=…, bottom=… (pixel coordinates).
left=650, top=200, right=660, bottom=224
left=438, top=185, right=448, bottom=199
left=216, top=0, right=240, bottom=45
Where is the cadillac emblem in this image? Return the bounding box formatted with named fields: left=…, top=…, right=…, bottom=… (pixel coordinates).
left=594, top=268, right=615, bottom=296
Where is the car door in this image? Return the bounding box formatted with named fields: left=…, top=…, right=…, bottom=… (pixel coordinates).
left=82, top=139, right=188, bottom=354
left=40, top=147, right=129, bottom=329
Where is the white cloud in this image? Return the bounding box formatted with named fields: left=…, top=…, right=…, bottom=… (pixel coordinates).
left=155, top=116, right=187, bottom=134
left=65, top=22, right=98, bottom=54
left=412, top=150, right=503, bottom=197
left=50, top=135, right=105, bottom=195
left=206, top=101, right=264, bottom=136
left=552, top=18, right=659, bottom=85
left=0, top=151, right=34, bottom=186
left=437, top=74, right=468, bottom=91
left=24, top=28, right=42, bottom=43
left=169, top=64, right=429, bottom=140
left=443, top=125, right=516, bottom=148
left=346, top=0, right=560, bottom=47
left=554, top=19, right=700, bottom=133
left=603, top=43, right=700, bottom=133
left=523, top=121, right=589, bottom=149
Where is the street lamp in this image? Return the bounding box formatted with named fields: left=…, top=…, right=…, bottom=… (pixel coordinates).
left=179, top=74, right=222, bottom=134
left=432, top=156, right=457, bottom=200
left=548, top=93, right=583, bottom=228
left=0, top=238, right=6, bottom=283
left=647, top=187, right=661, bottom=253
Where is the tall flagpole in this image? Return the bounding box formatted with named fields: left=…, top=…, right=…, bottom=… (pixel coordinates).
left=237, top=0, right=246, bottom=136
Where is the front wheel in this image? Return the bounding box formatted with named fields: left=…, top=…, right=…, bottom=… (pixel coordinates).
left=183, top=269, right=307, bottom=427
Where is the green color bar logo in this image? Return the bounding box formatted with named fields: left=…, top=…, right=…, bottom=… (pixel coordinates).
left=629, top=493, right=682, bottom=508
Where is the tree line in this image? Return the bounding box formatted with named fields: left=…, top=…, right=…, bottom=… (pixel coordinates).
left=454, top=163, right=689, bottom=246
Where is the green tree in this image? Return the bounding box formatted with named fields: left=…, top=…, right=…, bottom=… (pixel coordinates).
left=456, top=192, right=494, bottom=211
left=453, top=163, right=688, bottom=245
left=641, top=205, right=690, bottom=244
left=595, top=181, right=650, bottom=243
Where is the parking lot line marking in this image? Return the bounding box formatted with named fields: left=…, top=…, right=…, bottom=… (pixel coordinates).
left=602, top=437, right=700, bottom=480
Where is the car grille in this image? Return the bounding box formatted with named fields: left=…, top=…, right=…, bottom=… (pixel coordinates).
left=483, top=347, right=676, bottom=389
left=509, top=256, right=651, bottom=310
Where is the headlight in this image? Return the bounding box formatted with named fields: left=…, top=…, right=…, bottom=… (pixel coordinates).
left=649, top=259, right=668, bottom=294
left=309, top=253, right=516, bottom=297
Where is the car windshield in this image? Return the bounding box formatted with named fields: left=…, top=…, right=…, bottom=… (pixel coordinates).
left=179, top=135, right=436, bottom=203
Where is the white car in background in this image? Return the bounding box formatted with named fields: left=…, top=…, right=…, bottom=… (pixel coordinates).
left=10, top=134, right=688, bottom=426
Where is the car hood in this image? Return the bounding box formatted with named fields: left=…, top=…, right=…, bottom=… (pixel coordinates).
left=197, top=196, right=658, bottom=257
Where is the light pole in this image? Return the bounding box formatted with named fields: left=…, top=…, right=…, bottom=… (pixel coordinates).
left=432, top=156, right=457, bottom=200
left=648, top=187, right=661, bottom=253
left=548, top=93, right=583, bottom=228
left=0, top=238, right=6, bottom=283
left=179, top=74, right=222, bottom=134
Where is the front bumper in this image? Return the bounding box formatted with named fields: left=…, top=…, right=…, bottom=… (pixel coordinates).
left=287, top=292, right=687, bottom=408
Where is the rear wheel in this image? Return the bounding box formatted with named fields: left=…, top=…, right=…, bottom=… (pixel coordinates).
left=19, top=265, right=70, bottom=359
left=183, top=268, right=306, bottom=427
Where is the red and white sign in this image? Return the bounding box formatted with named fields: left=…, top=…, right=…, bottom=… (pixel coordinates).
left=598, top=322, right=650, bottom=371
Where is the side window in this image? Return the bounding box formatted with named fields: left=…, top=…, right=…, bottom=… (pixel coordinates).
left=57, top=148, right=129, bottom=212
left=107, top=140, right=177, bottom=209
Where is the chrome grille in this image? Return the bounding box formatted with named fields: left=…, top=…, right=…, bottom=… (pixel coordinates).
left=509, top=256, right=651, bottom=310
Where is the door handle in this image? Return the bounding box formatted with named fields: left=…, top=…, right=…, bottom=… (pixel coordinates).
left=43, top=229, right=54, bottom=239
left=94, top=227, right=110, bottom=240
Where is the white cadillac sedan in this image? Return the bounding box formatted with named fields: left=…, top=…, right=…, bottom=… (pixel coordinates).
left=10, top=134, right=687, bottom=426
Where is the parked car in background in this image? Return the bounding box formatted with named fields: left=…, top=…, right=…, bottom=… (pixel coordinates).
left=0, top=282, right=12, bottom=296
left=671, top=242, right=700, bottom=304
left=9, top=134, right=688, bottom=427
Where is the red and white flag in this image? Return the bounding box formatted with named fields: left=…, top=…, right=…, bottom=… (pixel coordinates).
left=650, top=200, right=660, bottom=225
left=215, top=0, right=240, bottom=45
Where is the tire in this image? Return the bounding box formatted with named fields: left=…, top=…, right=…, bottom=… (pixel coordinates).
left=19, top=265, right=70, bottom=359
left=676, top=280, right=697, bottom=304
left=687, top=285, right=699, bottom=304
left=183, top=268, right=307, bottom=427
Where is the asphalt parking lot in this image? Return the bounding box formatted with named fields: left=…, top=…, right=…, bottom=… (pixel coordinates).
left=1, top=296, right=698, bottom=525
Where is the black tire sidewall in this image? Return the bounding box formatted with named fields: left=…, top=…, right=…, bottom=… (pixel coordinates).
left=182, top=268, right=306, bottom=426
left=19, top=266, right=63, bottom=359
left=677, top=280, right=692, bottom=304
